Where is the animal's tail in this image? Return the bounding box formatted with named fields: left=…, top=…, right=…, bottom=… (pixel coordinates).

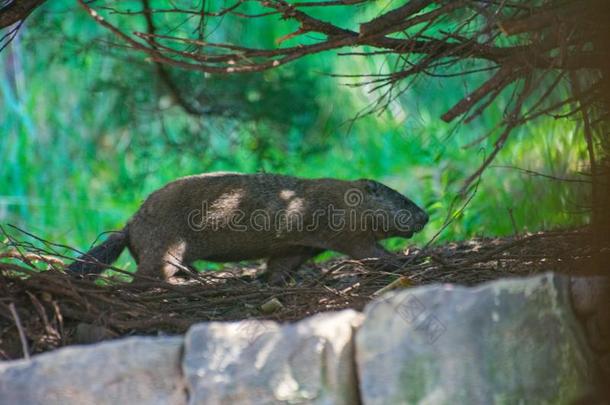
left=67, top=228, right=128, bottom=275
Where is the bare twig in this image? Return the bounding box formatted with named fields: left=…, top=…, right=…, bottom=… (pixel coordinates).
left=491, top=165, right=592, bottom=184
left=0, top=0, right=47, bottom=29
left=0, top=226, right=600, bottom=357
left=8, top=302, right=29, bottom=359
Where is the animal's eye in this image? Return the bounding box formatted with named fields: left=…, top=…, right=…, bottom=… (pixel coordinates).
left=364, top=180, right=379, bottom=194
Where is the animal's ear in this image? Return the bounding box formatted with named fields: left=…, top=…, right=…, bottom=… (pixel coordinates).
left=360, top=179, right=380, bottom=194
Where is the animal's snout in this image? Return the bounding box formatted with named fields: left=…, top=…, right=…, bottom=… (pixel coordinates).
left=416, top=210, right=429, bottom=225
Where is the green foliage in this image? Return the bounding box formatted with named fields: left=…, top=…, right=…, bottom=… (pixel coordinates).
left=0, top=2, right=588, bottom=268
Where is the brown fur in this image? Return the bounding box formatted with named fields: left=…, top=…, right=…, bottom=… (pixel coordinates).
left=69, top=172, right=428, bottom=284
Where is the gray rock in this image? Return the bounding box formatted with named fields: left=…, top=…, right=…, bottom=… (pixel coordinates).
left=183, top=309, right=363, bottom=405
left=570, top=276, right=609, bottom=316
left=600, top=352, right=610, bottom=379
left=0, top=336, right=187, bottom=405
left=356, top=273, right=598, bottom=405
left=586, top=313, right=610, bottom=352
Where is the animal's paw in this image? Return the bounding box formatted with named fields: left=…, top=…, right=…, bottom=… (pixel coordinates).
left=270, top=271, right=294, bottom=286
left=166, top=276, right=193, bottom=285
left=377, top=257, right=405, bottom=272
left=257, top=270, right=293, bottom=286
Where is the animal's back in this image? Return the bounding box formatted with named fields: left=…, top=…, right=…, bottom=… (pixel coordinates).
left=135, top=172, right=344, bottom=218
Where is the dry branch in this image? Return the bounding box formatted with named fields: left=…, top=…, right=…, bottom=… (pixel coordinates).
left=2, top=0, right=609, bottom=243
left=0, top=227, right=598, bottom=359
left=442, top=65, right=517, bottom=123
left=0, top=0, right=47, bottom=29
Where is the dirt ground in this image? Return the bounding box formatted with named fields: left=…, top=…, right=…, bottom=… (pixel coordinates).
left=0, top=227, right=602, bottom=360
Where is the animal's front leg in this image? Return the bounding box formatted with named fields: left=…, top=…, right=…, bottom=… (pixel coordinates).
left=264, top=247, right=324, bottom=285
left=336, top=242, right=403, bottom=270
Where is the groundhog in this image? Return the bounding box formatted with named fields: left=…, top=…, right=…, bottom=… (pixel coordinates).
left=68, top=172, right=429, bottom=284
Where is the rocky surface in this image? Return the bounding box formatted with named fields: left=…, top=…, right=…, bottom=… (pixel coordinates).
left=183, top=310, right=363, bottom=405
left=0, top=336, right=186, bottom=405
left=0, top=272, right=606, bottom=404
left=356, top=273, right=599, bottom=404
left=570, top=275, right=610, bottom=383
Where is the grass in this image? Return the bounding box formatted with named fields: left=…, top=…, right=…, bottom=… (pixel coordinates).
left=0, top=4, right=590, bottom=273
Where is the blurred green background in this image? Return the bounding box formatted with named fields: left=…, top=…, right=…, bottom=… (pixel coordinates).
left=0, top=1, right=589, bottom=268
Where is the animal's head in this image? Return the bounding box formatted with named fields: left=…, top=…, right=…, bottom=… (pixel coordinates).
left=356, top=179, right=429, bottom=239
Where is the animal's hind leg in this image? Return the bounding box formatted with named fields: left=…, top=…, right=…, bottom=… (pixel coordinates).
left=135, top=254, right=164, bottom=281
left=161, top=240, right=190, bottom=283
left=135, top=240, right=188, bottom=283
